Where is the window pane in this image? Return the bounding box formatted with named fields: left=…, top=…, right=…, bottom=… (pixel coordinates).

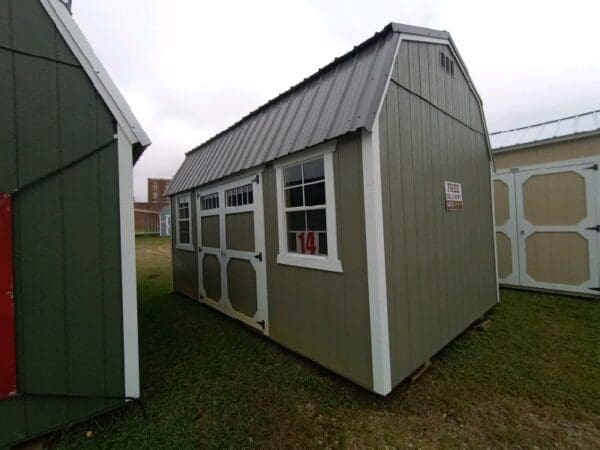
left=306, top=209, right=326, bottom=231
left=303, top=158, right=324, bottom=184
left=286, top=211, right=306, bottom=232
left=287, top=232, right=297, bottom=252
left=304, top=182, right=325, bottom=206
left=179, top=222, right=190, bottom=244
left=284, top=164, right=302, bottom=187
left=318, top=232, right=327, bottom=255
left=285, top=186, right=303, bottom=207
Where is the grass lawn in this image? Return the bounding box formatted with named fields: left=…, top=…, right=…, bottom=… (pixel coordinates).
left=56, top=236, right=600, bottom=449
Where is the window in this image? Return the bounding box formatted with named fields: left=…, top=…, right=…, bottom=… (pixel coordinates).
left=440, top=51, right=455, bottom=77
left=175, top=194, right=193, bottom=251
left=201, top=192, right=219, bottom=210
left=275, top=142, right=342, bottom=272
left=226, top=183, right=253, bottom=207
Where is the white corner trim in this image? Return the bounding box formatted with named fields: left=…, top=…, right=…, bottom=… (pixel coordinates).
left=274, top=142, right=343, bottom=273
left=117, top=125, right=140, bottom=399
left=489, top=161, right=500, bottom=304
left=361, top=122, right=392, bottom=395
left=175, top=193, right=194, bottom=251
left=40, top=0, right=150, bottom=148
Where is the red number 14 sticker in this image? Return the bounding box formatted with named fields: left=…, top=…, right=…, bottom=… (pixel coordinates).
left=298, top=231, right=317, bottom=255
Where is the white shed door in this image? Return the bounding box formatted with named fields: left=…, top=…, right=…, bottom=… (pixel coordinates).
left=196, top=173, right=269, bottom=333
left=514, top=161, right=599, bottom=294
left=494, top=159, right=600, bottom=295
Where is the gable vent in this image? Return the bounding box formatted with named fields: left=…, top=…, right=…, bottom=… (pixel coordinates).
left=440, top=51, right=455, bottom=77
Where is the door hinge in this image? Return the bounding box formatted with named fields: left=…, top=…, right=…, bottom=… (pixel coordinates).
left=198, top=246, right=202, bottom=252
left=254, top=252, right=263, bottom=262
left=584, top=164, right=598, bottom=171
left=585, top=225, right=600, bottom=232
left=253, top=175, right=260, bottom=184
left=257, top=319, right=265, bottom=329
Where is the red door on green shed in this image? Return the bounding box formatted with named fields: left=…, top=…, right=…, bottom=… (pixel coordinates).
left=0, top=194, right=17, bottom=399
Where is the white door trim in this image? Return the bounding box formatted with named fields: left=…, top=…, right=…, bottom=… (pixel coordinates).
left=493, top=172, right=520, bottom=286
left=514, top=161, right=600, bottom=294
left=195, top=171, right=269, bottom=334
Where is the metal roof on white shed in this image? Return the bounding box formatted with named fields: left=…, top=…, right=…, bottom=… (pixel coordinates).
left=490, top=110, right=600, bottom=152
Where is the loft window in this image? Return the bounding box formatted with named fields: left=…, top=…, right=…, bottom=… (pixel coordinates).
left=201, top=192, right=219, bottom=210
left=274, top=142, right=342, bottom=272
left=440, top=51, right=455, bottom=77
left=175, top=193, right=193, bottom=251
left=226, top=184, right=253, bottom=207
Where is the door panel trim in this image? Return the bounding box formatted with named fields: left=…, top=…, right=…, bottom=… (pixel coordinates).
left=195, top=171, right=270, bottom=333
left=494, top=157, right=600, bottom=296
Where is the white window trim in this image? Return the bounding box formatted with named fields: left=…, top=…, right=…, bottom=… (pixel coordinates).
left=274, top=141, right=343, bottom=273
left=175, top=193, right=194, bottom=251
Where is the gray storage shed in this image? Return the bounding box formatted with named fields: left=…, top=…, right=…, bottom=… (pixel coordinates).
left=0, top=0, right=150, bottom=446
left=166, top=23, right=498, bottom=395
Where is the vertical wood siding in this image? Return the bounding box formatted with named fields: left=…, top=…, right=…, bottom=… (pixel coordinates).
left=263, top=133, right=373, bottom=389
left=493, top=135, right=600, bottom=169
left=381, top=41, right=497, bottom=386
left=0, top=0, right=125, bottom=445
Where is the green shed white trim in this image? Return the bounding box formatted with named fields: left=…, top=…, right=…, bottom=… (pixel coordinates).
left=40, top=0, right=150, bottom=156
left=0, top=0, right=149, bottom=446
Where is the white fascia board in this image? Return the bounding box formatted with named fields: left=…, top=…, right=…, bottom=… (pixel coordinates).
left=40, top=0, right=151, bottom=149
left=361, top=122, right=392, bottom=395
left=117, top=125, right=140, bottom=399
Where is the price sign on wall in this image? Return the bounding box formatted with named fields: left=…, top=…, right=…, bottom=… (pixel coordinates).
left=0, top=194, right=17, bottom=400
left=444, top=181, right=463, bottom=211
left=295, top=231, right=319, bottom=255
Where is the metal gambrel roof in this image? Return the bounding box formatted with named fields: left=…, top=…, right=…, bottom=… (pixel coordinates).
left=166, top=23, right=452, bottom=195
left=490, top=110, right=600, bottom=152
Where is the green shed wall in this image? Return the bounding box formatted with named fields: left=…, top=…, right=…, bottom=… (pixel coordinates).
left=264, top=133, right=373, bottom=389
left=0, top=0, right=126, bottom=446
left=380, top=40, right=497, bottom=387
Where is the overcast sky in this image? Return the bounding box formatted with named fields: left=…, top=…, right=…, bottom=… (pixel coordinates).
left=72, top=0, right=600, bottom=201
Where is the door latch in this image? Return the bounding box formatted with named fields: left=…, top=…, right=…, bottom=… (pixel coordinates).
left=584, top=164, right=598, bottom=171
left=254, top=252, right=263, bottom=262
left=585, top=225, right=600, bottom=232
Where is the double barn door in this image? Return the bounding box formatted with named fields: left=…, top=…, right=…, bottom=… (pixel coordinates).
left=196, top=173, right=269, bottom=333
left=494, top=159, right=600, bottom=295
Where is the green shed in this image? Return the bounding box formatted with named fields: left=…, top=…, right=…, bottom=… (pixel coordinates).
left=166, top=23, right=498, bottom=395
left=0, top=0, right=150, bottom=446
